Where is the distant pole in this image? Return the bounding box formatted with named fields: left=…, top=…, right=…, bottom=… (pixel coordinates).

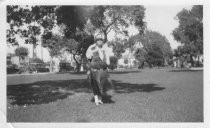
left=33, top=21, right=36, bottom=60
left=32, top=44, right=35, bottom=59
left=129, top=40, right=132, bottom=68
left=41, top=40, right=43, bottom=61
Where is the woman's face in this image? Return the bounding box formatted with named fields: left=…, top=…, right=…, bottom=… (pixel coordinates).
left=96, top=40, right=103, bottom=47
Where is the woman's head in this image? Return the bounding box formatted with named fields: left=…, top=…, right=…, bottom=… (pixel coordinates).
left=95, top=38, right=104, bottom=47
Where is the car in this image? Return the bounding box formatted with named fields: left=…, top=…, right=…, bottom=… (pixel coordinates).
left=30, top=63, right=50, bottom=73
left=59, top=62, right=74, bottom=72
left=7, top=64, right=19, bottom=74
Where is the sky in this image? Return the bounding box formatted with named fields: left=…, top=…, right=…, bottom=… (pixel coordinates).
left=106, top=5, right=193, bottom=50
left=144, top=5, right=192, bottom=49
left=7, top=5, right=193, bottom=62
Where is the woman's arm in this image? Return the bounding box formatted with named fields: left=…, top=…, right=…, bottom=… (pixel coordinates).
left=86, top=44, right=98, bottom=59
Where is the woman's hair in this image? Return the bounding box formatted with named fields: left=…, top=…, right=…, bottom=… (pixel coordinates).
left=94, top=38, right=104, bottom=43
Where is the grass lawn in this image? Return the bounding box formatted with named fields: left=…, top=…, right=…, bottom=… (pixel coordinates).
left=7, top=68, right=203, bottom=122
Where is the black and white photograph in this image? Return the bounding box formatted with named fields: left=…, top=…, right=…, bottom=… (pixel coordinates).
left=1, top=0, right=210, bottom=127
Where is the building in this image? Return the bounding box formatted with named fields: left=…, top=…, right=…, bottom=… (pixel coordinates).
left=118, top=48, right=136, bottom=68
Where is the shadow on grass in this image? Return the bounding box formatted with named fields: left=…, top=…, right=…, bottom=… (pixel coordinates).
left=169, top=69, right=203, bottom=72
left=56, top=71, right=87, bottom=75
left=113, top=80, right=165, bottom=93
left=109, top=70, right=141, bottom=74
left=7, top=79, right=165, bottom=106
left=55, top=70, right=141, bottom=75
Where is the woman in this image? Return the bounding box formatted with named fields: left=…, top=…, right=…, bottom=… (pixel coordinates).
left=86, top=38, right=114, bottom=105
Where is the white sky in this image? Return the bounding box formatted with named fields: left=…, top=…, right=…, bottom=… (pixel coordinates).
left=145, top=5, right=192, bottom=49
left=108, top=5, right=192, bottom=49
left=7, top=5, right=193, bottom=62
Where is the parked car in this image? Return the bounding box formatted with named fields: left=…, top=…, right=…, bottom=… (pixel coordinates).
left=59, top=62, right=74, bottom=72
left=7, top=64, right=19, bottom=74
left=30, top=63, right=50, bottom=73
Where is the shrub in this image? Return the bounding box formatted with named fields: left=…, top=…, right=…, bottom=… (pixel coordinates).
left=109, top=56, right=118, bottom=70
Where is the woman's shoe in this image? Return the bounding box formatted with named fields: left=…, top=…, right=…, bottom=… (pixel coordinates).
left=94, top=95, right=100, bottom=106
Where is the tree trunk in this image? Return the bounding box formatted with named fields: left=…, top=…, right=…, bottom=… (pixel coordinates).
left=80, top=59, right=84, bottom=71
left=41, top=42, right=43, bottom=61
left=73, top=54, right=81, bottom=72
left=129, top=48, right=132, bottom=68
left=50, top=56, right=53, bottom=72
left=33, top=44, right=35, bottom=59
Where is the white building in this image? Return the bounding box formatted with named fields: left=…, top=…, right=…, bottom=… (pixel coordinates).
left=118, top=48, right=136, bottom=68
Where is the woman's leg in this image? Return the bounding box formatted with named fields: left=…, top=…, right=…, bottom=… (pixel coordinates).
left=89, top=70, right=102, bottom=105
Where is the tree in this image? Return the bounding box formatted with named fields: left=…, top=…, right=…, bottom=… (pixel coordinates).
left=7, top=5, right=26, bottom=46
left=52, top=6, right=146, bottom=71
left=7, top=5, right=92, bottom=72
left=172, top=5, right=203, bottom=55
left=109, top=39, right=126, bottom=59
left=130, top=30, right=173, bottom=67
left=133, top=60, right=138, bottom=67
left=7, top=6, right=146, bottom=72
left=55, top=6, right=88, bottom=39
left=89, top=6, right=146, bottom=42
left=60, top=33, right=94, bottom=72
left=15, top=46, right=29, bottom=63
left=134, top=48, right=147, bottom=63
left=42, top=34, right=63, bottom=72
left=113, top=42, right=125, bottom=59
left=7, top=6, right=56, bottom=59
left=124, top=58, right=128, bottom=65
left=109, top=56, right=118, bottom=70
left=147, top=44, right=164, bottom=67
left=54, top=6, right=95, bottom=72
